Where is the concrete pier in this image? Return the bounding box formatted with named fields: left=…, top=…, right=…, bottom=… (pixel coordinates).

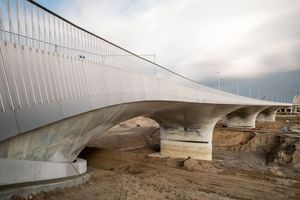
left=160, top=127, right=212, bottom=160
left=257, top=106, right=282, bottom=122
left=152, top=103, right=241, bottom=160
left=224, top=106, right=267, bottom=128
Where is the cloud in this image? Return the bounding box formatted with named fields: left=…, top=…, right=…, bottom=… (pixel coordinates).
left=39, top=0, right=300, bottom=82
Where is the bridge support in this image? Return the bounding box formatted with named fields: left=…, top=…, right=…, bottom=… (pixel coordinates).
left=256, top=106, right=282, bottom=122
left=223, top=106, right=267, bottom=128
left=160, top=127, right=212, bottom=160
left=150, top=103, right=241, bottom=160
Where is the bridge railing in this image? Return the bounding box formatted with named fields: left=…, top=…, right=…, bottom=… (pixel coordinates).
left=0, top=0, right=286, bottom=141
left=0, top=0, right=211, bottom=91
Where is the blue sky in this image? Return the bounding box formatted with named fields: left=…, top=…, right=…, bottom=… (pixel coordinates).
left=36, top=0, right=300, bottom=102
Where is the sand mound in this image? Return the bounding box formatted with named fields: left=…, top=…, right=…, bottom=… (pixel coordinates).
left=213, top=128, right=279, bottom=154
left=118, top=116, right=159, bottom=129
left=183, top=158, right=218, bottom=172
left=88, top=117, right=160, bottom=150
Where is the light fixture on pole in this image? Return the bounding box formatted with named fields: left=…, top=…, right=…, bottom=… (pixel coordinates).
left=248, top=88, right=251, bottom=98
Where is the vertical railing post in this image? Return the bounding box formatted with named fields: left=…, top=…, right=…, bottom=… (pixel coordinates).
left=30, top=2, right=34, bottom=47
left=6, top=0, right=12, bottom=42
left=0, top=1, right=3, bottom=40
left=23, top=0, right=28, bottom=45
left=37, top=7, right=41, bottom=49
left=52, top=16, right=57, bottom=53
left=15, top=0, right=21, bottom=44
left=57, top=18, right=61, bottom=53
left=48, top=12, right=51, bottom=50
left=43, top=8, right=46, bottom=49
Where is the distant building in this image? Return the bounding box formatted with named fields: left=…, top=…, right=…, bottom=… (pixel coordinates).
left=293, top=96, right=300, bottom=113
left=278, top=96, right=300, bottom=114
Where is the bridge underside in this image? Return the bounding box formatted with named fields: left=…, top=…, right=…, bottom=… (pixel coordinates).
left=0, top=101, right=242, bottom=163
left=223, top=106, right=267, bottom=128
left=257, top=106, right=283, bottom=122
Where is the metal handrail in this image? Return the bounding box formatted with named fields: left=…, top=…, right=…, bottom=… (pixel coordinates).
left=26, top=0, right=204, bottom=87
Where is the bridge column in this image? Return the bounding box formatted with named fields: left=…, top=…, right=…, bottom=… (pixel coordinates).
left=223, top=106, right=267, bottom=128
left=150, top=103, right=241, bottom=160
left=256, top=106, right=282, bottom=122
left=160, top=126, right=213, bottom=160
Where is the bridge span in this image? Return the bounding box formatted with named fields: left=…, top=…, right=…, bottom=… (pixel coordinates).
left=0, top=0, right=289, bottom=187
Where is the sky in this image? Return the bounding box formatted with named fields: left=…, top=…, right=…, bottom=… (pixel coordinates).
left=36, top=0, right=300, bottom=102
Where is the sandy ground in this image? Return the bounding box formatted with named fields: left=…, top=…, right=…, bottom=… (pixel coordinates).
left=12, top=116, right=300, bottom=200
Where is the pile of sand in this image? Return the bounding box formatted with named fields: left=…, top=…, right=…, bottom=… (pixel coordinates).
left=183, top=158, right=219, bottom=173
left=88, top=117, right=160, bottom=150
left=213, top=129, right=280, bottom=154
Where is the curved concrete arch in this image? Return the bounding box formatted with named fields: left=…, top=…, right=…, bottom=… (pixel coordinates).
left=256, top=106, right=283, bottom=122
left=223, top=106, right=268, bottom=128
left=150, top=103, right=242, bottom=160
left=0, top=101, right=243, bottom=162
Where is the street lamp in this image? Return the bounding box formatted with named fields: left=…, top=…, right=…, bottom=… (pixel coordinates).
left=218, top=78, right=223, bottom=91
left=248, top=88, right=251, bottom=98
left=217, top=72, right=223, bottom=91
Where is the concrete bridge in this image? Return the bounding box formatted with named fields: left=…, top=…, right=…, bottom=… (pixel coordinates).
left=0, top=0, right=289, bottom=188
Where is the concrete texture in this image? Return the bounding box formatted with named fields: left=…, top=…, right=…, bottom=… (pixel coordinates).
left=0, top=38, right=290, bottom=165
left=161, top=140, right=212, bottom=160
left=0, top=40, right=290, bottom=143
left=0, top=101, right=241, bottom=162
left=224, top=106, right=268, bottom=128
left=0, top=158, right=86, bottom=186
left=0, top=174, right=90, bottom=200
left=257, top=106, right=282, bottom=122
left=0, top=101, right=287, bottom=163
left=150, top=103, right=242, bottom=160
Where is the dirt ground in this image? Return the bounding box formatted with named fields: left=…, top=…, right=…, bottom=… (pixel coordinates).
left=12, top=116, right=300, bottom=200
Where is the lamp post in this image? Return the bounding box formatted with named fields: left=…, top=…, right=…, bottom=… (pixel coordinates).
left=248, top=88, right=251, bottom=98
left=218, top=78, right=220, bottom=91
left=218, top=78, right=223, bottom=91
left=217, top=72, right=221, bottom=91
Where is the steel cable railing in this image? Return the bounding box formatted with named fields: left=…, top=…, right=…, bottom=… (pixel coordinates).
left=0, top=0, right=281, bottom=114
left=0, top=0, right=215, bottom=89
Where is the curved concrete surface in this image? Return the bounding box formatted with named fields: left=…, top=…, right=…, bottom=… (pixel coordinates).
left=0, top=37, right=289, bottom=143
left=0, top=101, right=242, bottom=162
left=223, top=106, right=268, bottom=128
left=0, top=158, right=86, bottom=186
left=0, top=101, right=285, bottom=162
left=0, top=40, right=289, bottom=162
left=257, top=106, right=283, bottom=122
